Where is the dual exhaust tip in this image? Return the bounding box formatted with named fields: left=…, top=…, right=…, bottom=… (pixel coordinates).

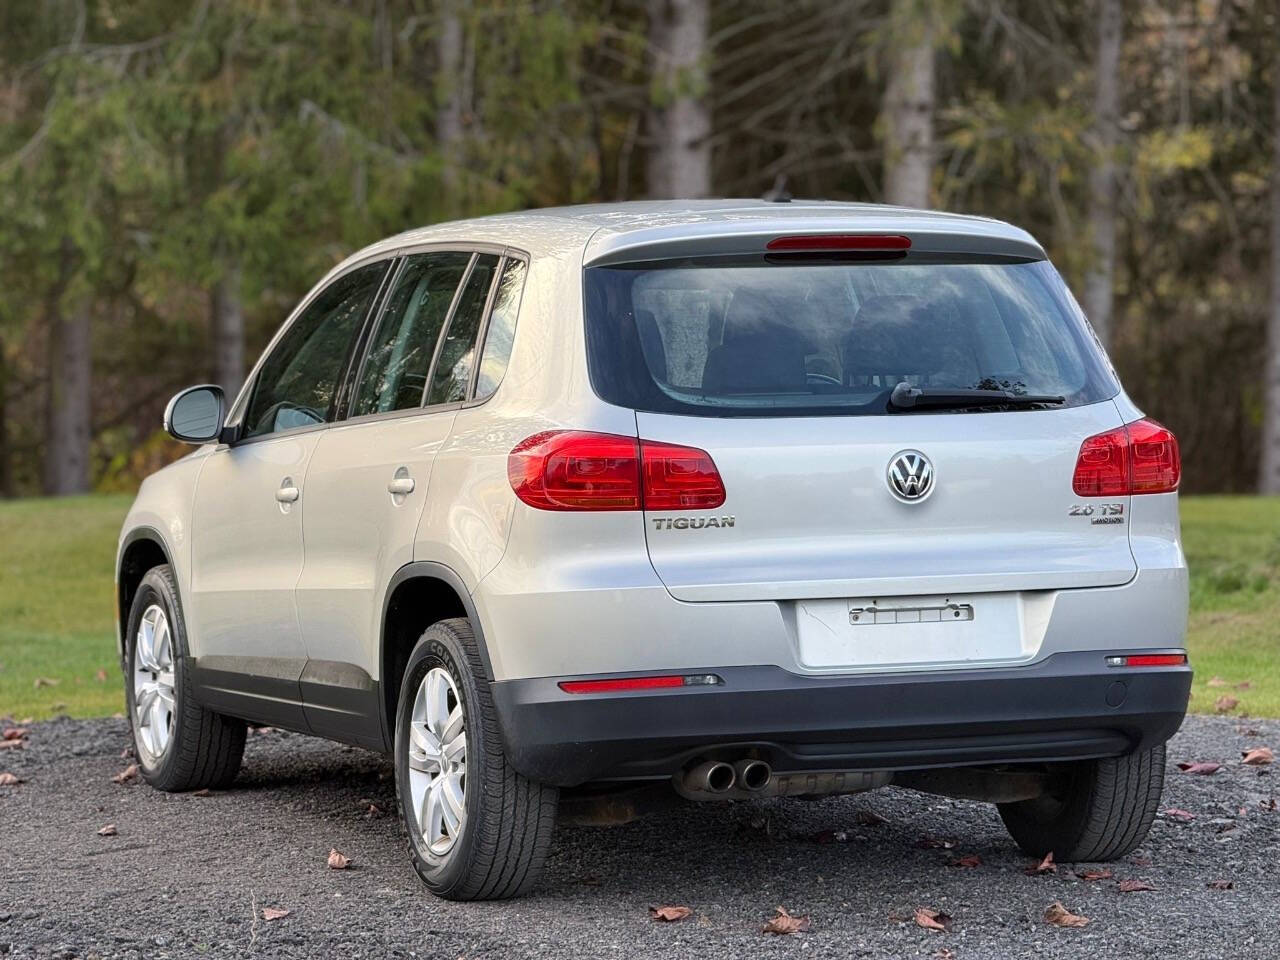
left=685, top=758, right=772, bottom=795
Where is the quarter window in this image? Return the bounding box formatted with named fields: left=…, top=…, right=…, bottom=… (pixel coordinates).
left=426, top=254, right=499, bottom=405
left=243, top=261, right=388, bottom=439
left=474, top=258, right=527, bottom=401
left=352, top=252, right=471, bottom=417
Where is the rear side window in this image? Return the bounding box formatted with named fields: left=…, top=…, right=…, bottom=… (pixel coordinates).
left=427, top=254, right=499, bottom=405
left=584, top=259, right=1117, bottom=417
left=352, top=252, right=471, bottom=416
left=474, top=258, right=527, bottom=401
left=244, top=260, right=388, bottom=438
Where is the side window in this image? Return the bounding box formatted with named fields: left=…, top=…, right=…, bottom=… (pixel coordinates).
left=474, top=258, right=527, bottom=401
left=243, top=261, right=388, bottom=439
left=352, top=252, right=471, bottom=417
left=426, top=253, right=499, bottom=405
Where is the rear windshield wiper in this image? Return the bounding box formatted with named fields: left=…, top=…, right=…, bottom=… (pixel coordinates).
left=888, top=382, right=1065, bottom=412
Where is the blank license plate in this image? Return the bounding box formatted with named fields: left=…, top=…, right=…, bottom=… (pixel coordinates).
left=795, top=594, right=1026, bottom=669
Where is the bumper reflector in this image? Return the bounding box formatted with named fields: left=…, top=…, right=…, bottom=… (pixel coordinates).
left=1106, top=653, right=1188, bottom=668
left=559, top=674, right=723, bottom=694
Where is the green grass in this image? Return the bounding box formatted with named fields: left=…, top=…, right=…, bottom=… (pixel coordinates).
left=0, top=494, right=132, bottom=721
left=1182, top=496, right=1280, bottom=717
left=1, top=493, right=1277, bottom=721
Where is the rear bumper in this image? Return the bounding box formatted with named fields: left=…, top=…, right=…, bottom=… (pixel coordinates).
left=488, top=651, right=1190, bottom=787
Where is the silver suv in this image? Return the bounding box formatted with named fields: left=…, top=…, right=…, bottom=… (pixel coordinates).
left=117, top=200, right=1189, bottom=900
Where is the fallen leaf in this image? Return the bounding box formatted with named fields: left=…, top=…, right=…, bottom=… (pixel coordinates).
left=191, top=788, right=211, bottom=797
left=915, top=836, right=955, bottom=850
left=1163, top=808, right=1195, bottom=822
left=855, top=809, right=887, bottom=826
left=262, top=907, right=290, bottom=921
left=365, top=802, right=383, bottom=817
left=1044, top=902, right=1089, bottom=927
left=112, top=764, right=139, bottom=784
left=811, top=829, right=848, bottom=844
left=1262, top=798, right=1277, bottom=812
left=0, top=740, right=22, bottom=751
left=1026, top=852, right=1057, bottom=875
left=933, top=950, right=956, bottom=960
left=762, top=906, right=810, bottom=935
left=2, top=728, right=27, bottom=740
left=33, top=677, right=59, bottom=688
left=1076, top=868, right=1113, bottom=881
left=326, top=848, right=351, bottom=870
left=949, top=854, right=981, bottom=869
left=1235, top=681, right=1252, bottom=690
left=0, top=772, right=23, bottom=786
left=119, top=747, right=134, bottom=759
left=1207, top=880, right=1234, bottom=890
left=1214, top=696, right=1240, bottom=713
left=914, top=907, right=953, bottom=932
left=649, top=905, right=692, bottom=922
left=95, top=668, right=108, bottom=682
left=1117, top=879, right=1155, bottom=893
left=1242, top=747, right=1274, bottom=766
left=97, top=824, right=117, bottom=836
left=1177, top=762, right=1221, bottom=775
left=1206, top=676, right=1228, bottom=687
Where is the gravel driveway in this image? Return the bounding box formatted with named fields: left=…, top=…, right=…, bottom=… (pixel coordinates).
left=1, top=714, right=1275, bottom=959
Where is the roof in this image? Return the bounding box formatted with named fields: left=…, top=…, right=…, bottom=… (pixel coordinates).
left=340, top=199, right=1045, bottom=271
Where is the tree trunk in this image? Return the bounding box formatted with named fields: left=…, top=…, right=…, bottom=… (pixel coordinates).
left=43, top=300, right=92, bottom=496
left=646, top=0, right=712, bottom=199
left=882, top=21, right=935, bottom=208
left=211, top=265, right=245, bottom=401
left=1260, top=24, right=1280, bottom=494
left=437, top=1, right=465, bottom=197
left=1083, top=0, right=1123, bottom=349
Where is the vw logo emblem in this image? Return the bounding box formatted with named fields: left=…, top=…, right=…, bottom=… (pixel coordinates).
left=886, top=450, right=934, bottom=503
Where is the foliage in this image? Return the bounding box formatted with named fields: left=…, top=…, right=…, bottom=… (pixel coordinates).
left=0, top=1, right=1277, bottom=493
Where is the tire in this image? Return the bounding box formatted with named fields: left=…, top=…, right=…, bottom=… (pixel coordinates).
left=997, top=744, right=1166, bottom=862
left=124, top=565, right=246, bottom=792
left=394, top=617, right=558, bottom=900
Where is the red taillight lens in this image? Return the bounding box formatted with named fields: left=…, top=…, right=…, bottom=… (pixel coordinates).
left=1126, top=418, right=1181, bottom=493
left=1072, top=418, right=1179, bottom=496
left=639, top=440, right=726, bottom=510
left=1114, top=653, right=1188, bottom=668
left=508, top=431, right=726, bottom=511
left=559, top=673, right=722, bottom=693
left=508, top=431, right=641, bottom=511
left=766, top=234, right=911, bottom=252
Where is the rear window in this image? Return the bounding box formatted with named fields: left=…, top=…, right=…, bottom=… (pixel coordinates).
left=584, top=258, right=1117, bottom=417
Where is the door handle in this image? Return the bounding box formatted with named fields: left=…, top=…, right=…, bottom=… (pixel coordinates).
left=276, top=481, right=300, bottom=503
left=387, top=476, right=416, bottom=496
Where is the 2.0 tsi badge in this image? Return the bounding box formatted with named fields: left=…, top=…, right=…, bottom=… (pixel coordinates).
left=886, top=449, right=934, bottom=503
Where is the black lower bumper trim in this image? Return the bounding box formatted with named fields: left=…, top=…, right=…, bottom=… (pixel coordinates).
left=488, top=652, right=1190, bottom=787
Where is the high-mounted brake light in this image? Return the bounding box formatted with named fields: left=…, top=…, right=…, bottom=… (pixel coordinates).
left=766, top=234, right=911, bottom=252
left=1105, top=653, right=1188, bottom=668
left=559, top=674, right=723, bottom=694
left=1072, top=418, right=1180, bottom=496
left=508, top=431, right=726, bottom=511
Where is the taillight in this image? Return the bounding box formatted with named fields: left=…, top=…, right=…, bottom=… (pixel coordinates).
left=559, top=673, right=722, bottom=693
left=1072, top=418, right=1180, bottom=496
left=1105, top=653, right=1188, bottom=668
left=766, top=234, right=911, bottom=252
left=639, top=440, right=726, bottom=510
left=508, top=431, right=726, bottom=511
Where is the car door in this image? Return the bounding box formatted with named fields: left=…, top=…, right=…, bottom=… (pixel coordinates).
left=186, top=258, right=390, bottom=727
left=296, top=250, right=501, bottom=746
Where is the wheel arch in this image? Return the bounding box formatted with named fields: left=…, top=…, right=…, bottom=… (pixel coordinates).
left=379, top=561, right=497, bottom=751
left=116, top=526, right=175, bottom=665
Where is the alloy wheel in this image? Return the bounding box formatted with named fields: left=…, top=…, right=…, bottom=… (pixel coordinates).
left=133, top=603, right=176, bottom=763
left=407, top=667, right=468, bottom=856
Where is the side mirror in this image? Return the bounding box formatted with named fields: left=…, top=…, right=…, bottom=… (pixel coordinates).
left=164, top=385, right=226, bottom=444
